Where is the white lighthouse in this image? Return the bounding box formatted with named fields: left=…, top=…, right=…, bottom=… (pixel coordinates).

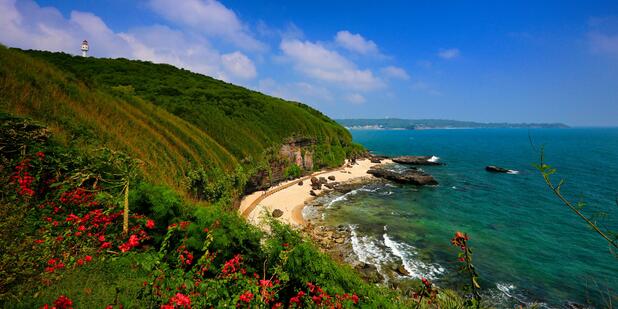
left=81, top=40, right=89, bottom=57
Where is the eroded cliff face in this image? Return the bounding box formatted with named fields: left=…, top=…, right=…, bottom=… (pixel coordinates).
left=279, top=136, right=314, bottom=171
left=244, top=137, right=315, bottom=194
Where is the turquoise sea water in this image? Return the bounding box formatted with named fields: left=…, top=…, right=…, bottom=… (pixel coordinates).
left=316, top=128, right=618, bottom=307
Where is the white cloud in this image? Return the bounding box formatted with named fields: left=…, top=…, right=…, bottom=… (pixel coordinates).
left=279, top=39, right=383, bottom=91
left=0, top=0, right=258, bottom=82
left=345, top=93, right=366, bottom=104
left=588, top=32, right=618, bottom=56
left=148, top=0, right=266, bottom=51
left=381, top=66, right=410, bottom=80
left=335, top=30, right=379, bottom=55
left=221, top=51, right=257, bottom=79
left=438, top=48, right=460, bottom=59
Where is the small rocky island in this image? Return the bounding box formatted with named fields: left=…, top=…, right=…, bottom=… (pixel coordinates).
left=367, top=165, right=438, bottom=185
left=391, top=155, right=444, bottom=166
left=485, top=165, right=511, bottom=173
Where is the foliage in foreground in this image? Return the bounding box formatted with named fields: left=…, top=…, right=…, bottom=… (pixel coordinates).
left=1, top=117, right=432, bottom=308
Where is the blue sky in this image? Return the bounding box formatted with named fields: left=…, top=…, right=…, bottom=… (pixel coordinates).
left=2, top=0, right=618, bottom=126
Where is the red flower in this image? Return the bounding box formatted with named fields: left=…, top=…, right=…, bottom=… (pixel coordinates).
left=36, top=151, right=45, bottom=160
left=169, top=293, right=191, bottom=308
left=77, top=259, right=84, bottom=266
left=100, top=242, right=112, bottom=249
left=239, top=291, right=253, bottom=303
left=351, top=294, right=359, bottom=304
left=53, top=295, right=73, bottom=309
left=146, top=219, right=155, bottom=229
left=282, top=243, right=289, bottom=248
left=85, top=255, right=92, bottom=262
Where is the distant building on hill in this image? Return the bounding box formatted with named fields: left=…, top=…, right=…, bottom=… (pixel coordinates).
left=81, top=40, right=89, bottom=57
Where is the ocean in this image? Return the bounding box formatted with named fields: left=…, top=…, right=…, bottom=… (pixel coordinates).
left=310, top=128, right=618, bottom=307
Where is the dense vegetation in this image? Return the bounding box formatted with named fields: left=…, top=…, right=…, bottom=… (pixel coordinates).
left=337, top=118, right=569, bottom=129
left=1, top=46, right=363, bottom=198
left=0, top=47, right=473, bottom=308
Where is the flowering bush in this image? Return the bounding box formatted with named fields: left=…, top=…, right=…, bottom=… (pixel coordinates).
left=450, top=231, right=481, bottom=306
left=2, top=145, right=155, bottom=292
left=138, top=223, right=363, bottom=308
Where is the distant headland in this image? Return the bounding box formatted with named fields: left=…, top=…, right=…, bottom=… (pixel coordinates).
left=336, top=118, right=569, bottom=130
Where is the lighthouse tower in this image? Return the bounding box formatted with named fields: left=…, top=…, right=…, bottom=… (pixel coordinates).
left=81, top=40, right=89, bottom=57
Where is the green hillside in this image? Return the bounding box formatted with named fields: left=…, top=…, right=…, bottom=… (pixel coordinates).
left=0, top=46, right=360, bottom=197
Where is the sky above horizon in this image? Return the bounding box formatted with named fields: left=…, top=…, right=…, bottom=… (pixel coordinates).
left=1, top=0, right=617, bottom=126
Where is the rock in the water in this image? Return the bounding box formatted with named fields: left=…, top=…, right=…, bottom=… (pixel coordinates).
left=370, top=158, right=382, bottom=163
left=367, top=166, right=438, bottom=186
left=310, top=176, right=319, bottom=185
left=396, top=265, right=410, bottom=276
left=309, top=190, right=317, bottom=196
left=485, top=165, right=510, bottom=173
left=392, top=156, right=444, bottom=165
left=319, top=177, right=327, bottom=184
left=272, top=209, right=284, bottom=218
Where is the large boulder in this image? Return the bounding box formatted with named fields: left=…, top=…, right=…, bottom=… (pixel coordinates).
left=485, top=165, right=510, bottom=173
left=367, top=166, right=438, bottom=186
left=319, top=177, right=328, bottom=184
left=309, top=190, right=317, bottom=196
left=298, top=180, right=303, bottom=186
left=328, top=175, right=336, bottom=181
left=272, top=209, right=284, bottom=218
left=310, top=176, right=319, bottom=185
left=392, top=156, right=444, bottom=166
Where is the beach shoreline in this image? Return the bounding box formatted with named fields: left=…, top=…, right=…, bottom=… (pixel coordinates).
left=239, top=158, right=391, bottom=227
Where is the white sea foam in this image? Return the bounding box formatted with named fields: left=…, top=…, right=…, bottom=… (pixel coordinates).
left=382, top=233, right=444, bottom=279
left=427, top=155, right=440, bottom=163
left=326, top=186, right=380, bottom=208
left=507, top=170, right=519, bottom=174
left=349, top=225, right=392, bottom=282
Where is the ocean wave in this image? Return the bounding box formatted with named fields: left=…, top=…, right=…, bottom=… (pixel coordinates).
left=489, top=283, right=551, bottom=309
left=326, top=186, right=380, bottom=208
left=349, top=225, right=392, bottom=282
left=507, top=170, right=519, bottom=174
left=382, top=233, right=444, bottom=279
left=428, top=155, right=440, bottom=163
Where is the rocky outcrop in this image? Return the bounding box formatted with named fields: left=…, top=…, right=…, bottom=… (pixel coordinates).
left=328, top=175, right=336, bottom=181
left=485, top=165, right=510, bottom=173
left=367, top=166, right=438, bottom=186
left=392, top=156, right=443, bottom=165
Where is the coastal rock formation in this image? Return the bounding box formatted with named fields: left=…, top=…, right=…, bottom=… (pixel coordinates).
left=485, top=165, right=510, bottom=173
left=309, top=190, right=317, bottom=196
left=272, top=209, right=284, bottom=218
left=370, top=158, right=382, bottom=163
left=392, top=156, right=444, bottom=165
left=319, top=177, right=328, bottom=184
left=310, top=176, right=319, bottom=185
left=367, top=166, right=438, bottom=185
left=396, top=265, right=410, bottom=276
left=328, top=175, right=336, bottom=181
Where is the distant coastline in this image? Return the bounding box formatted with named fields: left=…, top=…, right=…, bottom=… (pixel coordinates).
left=337, top=118, right=569, bottom=130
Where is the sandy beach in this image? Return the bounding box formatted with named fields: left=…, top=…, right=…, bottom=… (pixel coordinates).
left=239, top=158, right=391, bottom=227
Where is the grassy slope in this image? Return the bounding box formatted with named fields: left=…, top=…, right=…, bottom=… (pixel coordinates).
left=0, top=46, right=357, bottom=192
